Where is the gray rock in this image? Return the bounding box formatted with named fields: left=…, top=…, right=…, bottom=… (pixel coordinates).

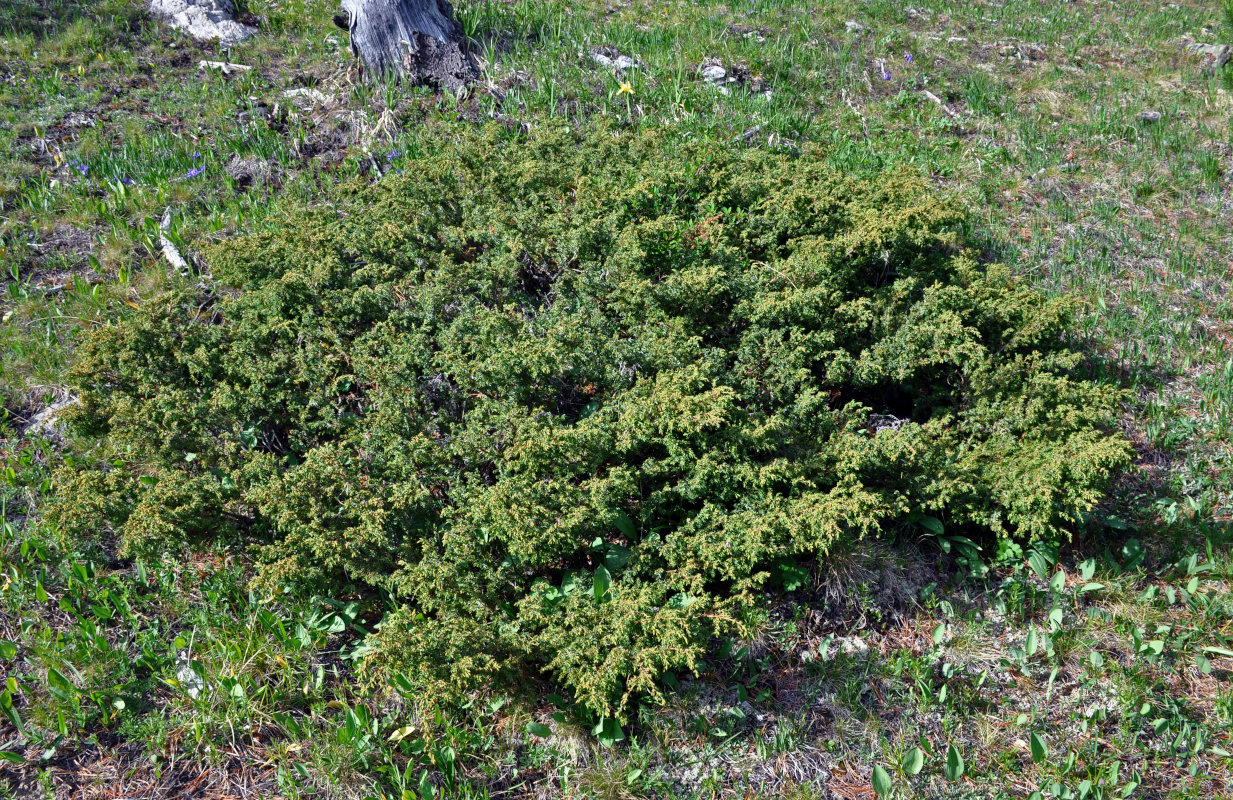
left=282, top=87, right=333, bottom=106
left=1184, top=42, right=1232, bottom=73
left=590, top=47, right=640, bottom=70
left=148, top=0, right=256, bottom=46
left=63, top=112, right=95, bottom=128
left=25, top=396, right=77, bottom=442
left=700, top=64, right=727, bottom=82
left=1136, top=110, right=1162, bottom=123
left=845, top=20, right=865, bottom=33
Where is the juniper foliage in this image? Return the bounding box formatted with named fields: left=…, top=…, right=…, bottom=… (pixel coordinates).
left=53, top=127, right=1130, bottom=718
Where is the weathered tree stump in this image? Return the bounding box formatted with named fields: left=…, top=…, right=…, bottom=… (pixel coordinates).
left=340, top=0, right=477, bottom=91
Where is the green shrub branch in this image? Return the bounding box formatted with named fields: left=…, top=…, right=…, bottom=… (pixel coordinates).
left=50, top=125, right=1130, bottom=719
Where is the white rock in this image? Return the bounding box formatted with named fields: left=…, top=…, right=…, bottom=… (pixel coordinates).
left=25, top=396, right=77, bottom=442
left=845, top=20, right=865, bottom=32
left=700, top=65, right=727, bottom=82
left=149, top=0, right=256, bottom=46
left=283, top=87, right=333, bottom=105
left=591, top=50, right=640, bottom=70
left=840, top=635, right=869, bottom=655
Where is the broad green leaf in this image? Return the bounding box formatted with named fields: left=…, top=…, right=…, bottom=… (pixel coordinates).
left=944, top=744, right=964, bottom=781
left=1121, top=539, right=1145, bottom=571
left=902, top=747, right=925, bottom=775
left=1049, top=569, right=1066, bottom=593
left=1078, top=583, right=1105, bottom=594
left=0, top=751, right=23, bottom=764
left=932, top=623, right=946, bottom=645
left=1030, top=732, right=1047, bottom=763
left=667, top=592, right=694, bottom=610
left=391, top=672, right=416, bottom=696
left=604, top=545, right=631, bottom=571
left=593, top=565, right=611, bottom=604
left=918, top=516, right=944, bottom=535
left=774, top=560, right=810, bottom=591
left=526, top=722, right=551, bottom=738
left=417, top=770, right=435, bottom=799
left=613, top=512, right=636, bottom=539
left=0, top=691, right=23, bottom=734
left=593, top=717, right=625, bottom=747
left=872, top=765, right=893, bottom=797
left=1025, top=629, right=1038, bottom=657
left=0, top=641, right=14, bottom=661
left=1027, top=551, right=1049, bottom=582
left=46, top=667, right=75, bottom=700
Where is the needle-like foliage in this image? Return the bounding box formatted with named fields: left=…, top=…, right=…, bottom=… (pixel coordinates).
left=51, top=126, right=1130, bottom=719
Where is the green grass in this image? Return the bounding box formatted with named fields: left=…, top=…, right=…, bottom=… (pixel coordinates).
left=2, top=0, right=1233, bottom=797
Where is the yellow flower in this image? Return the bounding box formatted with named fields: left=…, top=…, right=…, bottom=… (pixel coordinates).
left=617, top=81, right=634, bottom=96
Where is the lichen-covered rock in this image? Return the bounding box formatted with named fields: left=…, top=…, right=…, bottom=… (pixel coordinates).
left=149, top=0, right=256, bottom=46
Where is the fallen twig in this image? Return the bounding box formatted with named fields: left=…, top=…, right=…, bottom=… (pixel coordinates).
left=198, top=60, right=252, bottom=75
left=159, top=207, right=191, bottom=277
left=921, top=90, right=960, bottom=119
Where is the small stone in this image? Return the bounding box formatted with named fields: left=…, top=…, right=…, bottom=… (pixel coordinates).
left=590, top=47, right=640, bottom=70
left=282, top=87, right=333, bottom=106
left=1136, top=110, right=1162, bottom=123
left=845, top=20, right=865, bottom=33
left=701, top=64, right=727, bottom=82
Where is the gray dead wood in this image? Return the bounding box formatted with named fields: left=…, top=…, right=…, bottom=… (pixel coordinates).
left=340, top=0, right=477, bottom=91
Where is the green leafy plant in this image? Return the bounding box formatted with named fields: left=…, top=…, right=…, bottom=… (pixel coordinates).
left=51, top=125, right=1130, bottom=720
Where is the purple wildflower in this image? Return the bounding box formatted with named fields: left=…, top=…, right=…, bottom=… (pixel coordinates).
left=386, top=151, right=400, bottom=162
left=192, top=152, right=202, bottom=160
left=178, top=165, right=206, bottom=180
left=882, top=71, right=891, bottom=80
left=905, top=53, right=914, bottom=62
left=121, top=177, right=134, bottom=185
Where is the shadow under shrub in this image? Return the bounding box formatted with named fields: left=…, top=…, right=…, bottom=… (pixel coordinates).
left=51, top=125, right=1131, bottom=720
